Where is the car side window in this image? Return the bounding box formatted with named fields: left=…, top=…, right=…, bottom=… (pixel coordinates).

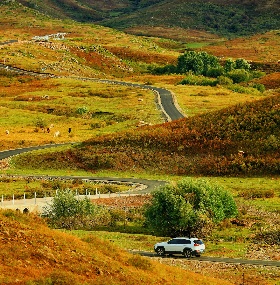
left=181, top=239, right=191, bottom=244
left=167, top=239, right=177, bottom=244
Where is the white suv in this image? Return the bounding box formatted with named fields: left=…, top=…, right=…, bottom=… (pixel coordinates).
left=154, top=237, right=205, bottom=258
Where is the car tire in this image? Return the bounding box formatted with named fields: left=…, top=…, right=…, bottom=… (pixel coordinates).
left=183, top=248, right=192, bottom=258
left=156, top=247, right=165, bottom=256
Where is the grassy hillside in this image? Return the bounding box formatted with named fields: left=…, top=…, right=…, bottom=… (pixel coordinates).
left=15, top=0, right=280, bottom=39
left=0, top=210, right=234, bottom=285
left=0, top=1, right=178, bottom=78
left=15, top=93, right=280, bottom=176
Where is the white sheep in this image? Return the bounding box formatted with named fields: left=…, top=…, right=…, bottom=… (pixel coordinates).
left=53, top=131, right=60, bottom=137
left=5, top=130, right=9, bottom=135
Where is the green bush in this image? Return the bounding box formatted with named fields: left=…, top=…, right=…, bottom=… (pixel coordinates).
left=179, top=74, right=218, bottom=86
left=263, top=135, right=280, bottom=151
left=206, top=67, right=224, bottom=78
left=177, top=51, right=221, bottom=75
left=227, top=69, right=250, bottom=83
left=235, top=58, right=251, bottom=71
left=224, top=58, right=236, bottom=72
left=34, top=117, right=47, bottom=129
left=42, top=189, right=111, bottom=230
left=150, top=64, right=177, bottom=75
left=217, top=75, right=233, bottom=86
left=251, top=70, right=266, bottom=79
left=144, top=178, right=238, bottom=237
left=252, top=83, right=266, bottom=93
left=76, top=106, right=89, bottom=115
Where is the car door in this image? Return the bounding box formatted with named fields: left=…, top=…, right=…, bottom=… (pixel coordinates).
left=178, top=238, right=191, bottom=253
left=165, top=239, right=180, bottom=253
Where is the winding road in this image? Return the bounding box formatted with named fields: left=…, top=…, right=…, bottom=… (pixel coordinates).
left=1, top=63, right=280, bottom=269
left=0, top=64, right=185, bottom=121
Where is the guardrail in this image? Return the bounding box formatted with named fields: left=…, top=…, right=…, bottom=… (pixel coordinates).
left=0, top=190, right=141, bottom=213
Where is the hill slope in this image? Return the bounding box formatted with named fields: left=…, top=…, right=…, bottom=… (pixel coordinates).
left=15, top=93, right=280, bottom=176
left=15, top=0, right=280, bottom=38
left=0, top=210, right=233, bottom=285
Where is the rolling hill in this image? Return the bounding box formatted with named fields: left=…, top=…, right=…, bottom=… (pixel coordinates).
left=14, top=93, right=280, bottom=176
left=15, top=0, right=280, bottom=39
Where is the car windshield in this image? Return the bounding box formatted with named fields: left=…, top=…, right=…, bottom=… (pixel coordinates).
left=194, top=240, right=203, bottom=244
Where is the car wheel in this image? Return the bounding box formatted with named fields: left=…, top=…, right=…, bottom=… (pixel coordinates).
left=183, top=249, right=192, bottom=258
left=156, top=247, right=165, bottom=256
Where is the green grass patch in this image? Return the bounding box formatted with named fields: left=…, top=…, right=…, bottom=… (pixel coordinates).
left=184, top=42, right=211, bottom=49
left=68, top=229, right=166, bottom=252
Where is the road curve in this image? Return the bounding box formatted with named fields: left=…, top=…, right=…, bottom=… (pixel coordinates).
left=0, top=64, right=185, bottom=121
left=96, top=79, right=185, bottom=121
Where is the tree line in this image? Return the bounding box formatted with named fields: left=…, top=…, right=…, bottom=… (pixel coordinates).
left=42, top=178, right=238, bottom=237
left=150, top=51, right=265, bottom=92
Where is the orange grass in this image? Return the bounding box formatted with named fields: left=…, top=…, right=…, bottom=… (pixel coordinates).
left=0, top=210, right=233, bottom=285
left=205, top=30, right=280, bottom=63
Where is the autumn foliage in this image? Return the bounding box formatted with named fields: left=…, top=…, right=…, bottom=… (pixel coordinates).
left=0, top=210, right=233, bottom=285
left=19, top=93, right=280, bottom=176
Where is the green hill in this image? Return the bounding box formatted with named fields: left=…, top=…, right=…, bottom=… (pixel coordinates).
left=15, top=0, right=280, bottom=38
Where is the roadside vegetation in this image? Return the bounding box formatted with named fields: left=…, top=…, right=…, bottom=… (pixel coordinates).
left=0, top=176, right=131, bottom=200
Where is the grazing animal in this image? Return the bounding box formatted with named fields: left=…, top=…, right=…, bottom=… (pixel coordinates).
left=46, top=124, right=54, bottom=133
left=5, top=130, right=9, bottom=135
left=53, top=131, right=60, bottom=137
left=238, top=150, right=247, bottom=157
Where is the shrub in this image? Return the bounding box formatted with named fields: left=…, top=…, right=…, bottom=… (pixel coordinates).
left=235, top=58, right=251, bottom=71
left=252, top=83, right=266, bottom=92
left=227, top=69, right=250, bottom=83
left=226, top=83, right=256, bottom=94
left=251, top=70, right=266, bottom=79
left=263, top=135, right=280, bottom=151
left=42, top=189, right=112, bottom=229
left=150, top=64, right=177, bottom=75
left=76, top=106, right=89, bottom=115
left=177, top=51, right=220, bottom=75
left=206, top=66, right=224, bottom=78
left=34, top=117, right=47, bottom=129
left=179, top=74, right=218, bottom=86
left=217, top=75, right=233, bottom=86
left=224, top=58, right=236, bottom=72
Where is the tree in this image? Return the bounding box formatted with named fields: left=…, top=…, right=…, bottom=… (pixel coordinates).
left=42, top=189, right=111, bottom=229
left=144, top=179, right=238, bottom=237
left=176, top=51, right=220, bottom=75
